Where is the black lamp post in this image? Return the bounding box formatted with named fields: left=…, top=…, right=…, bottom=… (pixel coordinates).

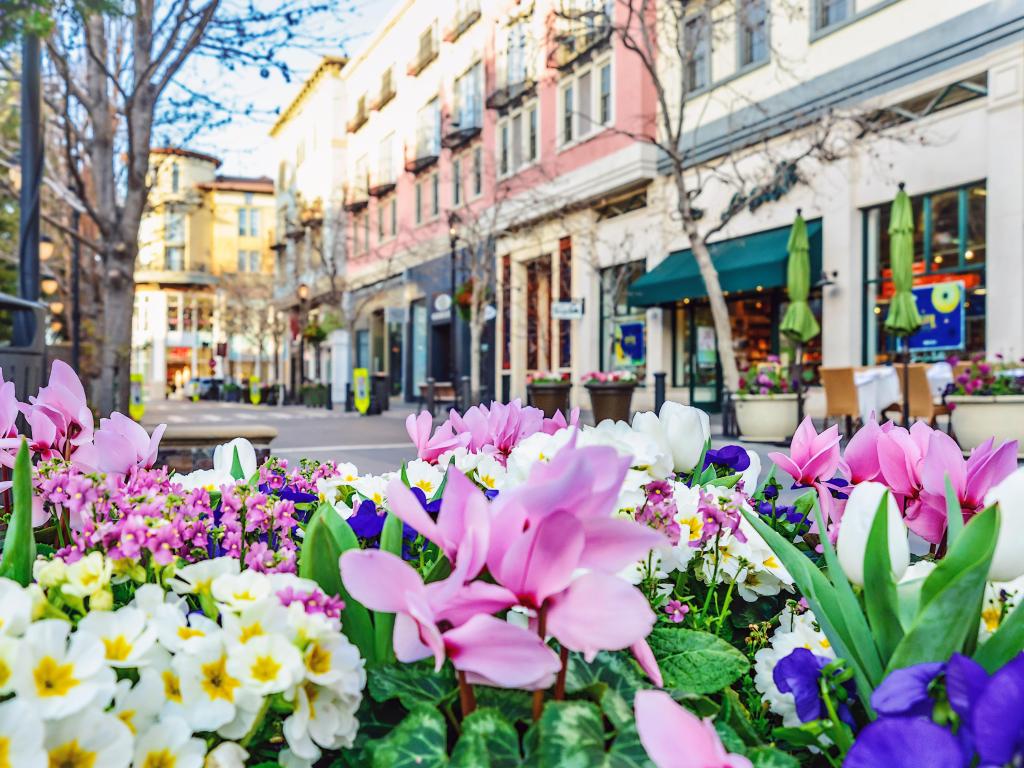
left=447, top=211, right=461, bottom=402
left=15, top=32, right=42, bottom=347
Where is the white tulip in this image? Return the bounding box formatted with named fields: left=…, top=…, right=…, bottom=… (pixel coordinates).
left=658, top=402, right=710, bottom=473
left=836, top=481, right=909, bottom=586
left=213, top=437, right=258, bottom=479
left=985, top=468, right=1024, bottom=582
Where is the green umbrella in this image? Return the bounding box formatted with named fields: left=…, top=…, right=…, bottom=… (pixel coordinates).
left=884, top=184, right=922, bottom=424
left=884, top=185, right=923, bottom=337
left=780, top=212, right=820, bottom=343
left=779, top=211, right=820, bottom=425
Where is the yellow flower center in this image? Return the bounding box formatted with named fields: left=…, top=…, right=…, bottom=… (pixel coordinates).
left=103, top=636, right=133, bottom=662
left=684, top=518, right=701, bottom=541
left=983, top=607, right=1002, bottom=632
left=141, top=750, right=177, bottom=768
left=0, top=736, right=9, bottom=768
left=820, top=638, right=831, bottom=649
left=233, top=591, right=254, bottom=602
left=413, top=479, right=434, bottom=493
left=162, top=670, right=182, bottom=703
left=48, top=740, right=97, bottom=768
left=479, top=474, right=495, bottom=488
left=200, top=656, right=240, bottom=702
left=250, top=655, right=281, bottom=683
left=763, top=556, right=779, bottom=570
left=306, top=642, right=332, bottom=676
left=372, top=493, right=383, bottom=505
left=238, top=623, right=263, bottom=643
left=0, top=658, right=10, bottom=689
left=177, top=626, right=204, bottom=641
left=117, top=709, right=137, bottom=734
left=34, top=656, right=80, bottom=698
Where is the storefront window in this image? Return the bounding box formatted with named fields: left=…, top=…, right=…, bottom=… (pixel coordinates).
left=410, top=300, right=428, bottom=391
left=600, top=261, right=646, bottom=377
left=863, top=182, right=986, bottom=364
left=526, top=255, right=552, bottom=371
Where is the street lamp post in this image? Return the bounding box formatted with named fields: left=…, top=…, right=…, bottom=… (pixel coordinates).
left=71, top=213, right=82, bottom=371
left=447, top=211, right=460, bottom=408
left=15, top=32, right=42, bottom=348
left=297, top=283, right=309, bottom=398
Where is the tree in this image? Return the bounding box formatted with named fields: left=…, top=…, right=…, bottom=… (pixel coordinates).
left=599, top=0, right=893, bottom=392
left=218, top=272, right=275, bottom=382
left=4, top=0, right=337, bottom=413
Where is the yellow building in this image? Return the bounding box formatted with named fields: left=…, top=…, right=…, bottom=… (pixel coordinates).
left=133, top=148, right=276, bottom=399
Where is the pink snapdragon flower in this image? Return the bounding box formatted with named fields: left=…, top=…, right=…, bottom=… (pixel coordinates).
left=635, top=690, right=752, bottom=768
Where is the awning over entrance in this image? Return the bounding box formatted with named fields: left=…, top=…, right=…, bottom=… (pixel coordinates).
left=628, top=219, right=822, bottom=307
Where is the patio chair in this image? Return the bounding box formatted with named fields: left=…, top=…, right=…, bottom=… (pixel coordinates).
left=820, top=367, right=860, bottom=436
left=891, top=364, right=953, bottom=432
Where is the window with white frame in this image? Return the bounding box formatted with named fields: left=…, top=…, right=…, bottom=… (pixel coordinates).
left=472, top=147, right=483, bottom=198
left=814, top=0, right=849, bottom=31
left=452, top=157, right=463, bottom=206
left=390, top=198, right=397, bottom=236
left=505, top=20, right=529, bottom=87
left=683, top=12, right=710, bottom=93
left=416, top=98, right=441, bottom=158
left=558, top=56, right=612, bottom=147
left=378, top=132, right=394, bottom=185
left=165, top=210, right=184, bottom=243
left=454, top=62, right=483, bottom=130
left=739, top=0, right=768, bottom=67
left=430, top=172, right=440, bottom=218
left=497, top=100, right=539, bottom=178
left=415, top=182, right=424, bottom=225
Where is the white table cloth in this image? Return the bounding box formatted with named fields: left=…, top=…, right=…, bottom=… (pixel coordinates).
left=854, top=367, right=901, bottom=423
left=927, top=362, right=954, bottom=397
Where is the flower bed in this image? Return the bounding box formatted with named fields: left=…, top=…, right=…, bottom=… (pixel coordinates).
left=0, top=362, right=1023, bottom=766
left=947, top=355, right=1024, bottom=456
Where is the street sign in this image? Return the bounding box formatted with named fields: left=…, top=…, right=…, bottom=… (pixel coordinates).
left=353, top=368, right=371, bottom=414
left=249, top=376, right=261, bottom=405
left=129, top=373, right=145, bottom=421
left=551, top=299, right=585, bottom=320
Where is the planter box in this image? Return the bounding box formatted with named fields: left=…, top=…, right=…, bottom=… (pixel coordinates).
left=947, top=395, right=1024, bottom=457
left=735, top=393, right=799, bottom=443
left=586, top=382, right=636, bottom=424
left=528, top=382, right=571, bottom=419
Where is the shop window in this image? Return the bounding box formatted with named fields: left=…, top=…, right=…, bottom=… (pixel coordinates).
left=558, top=238, right=572, bottom=368
left=738, top=0, right=768, bottom=68
left=600, top=261, right=646, bottom=377
left=526, top=255, right=552, bottom=371
left=501, top=255, right=511, bottom=370
left=863, top=181, right=986, bottom=364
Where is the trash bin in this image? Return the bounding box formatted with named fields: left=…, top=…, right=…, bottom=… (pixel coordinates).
left=0, top=294, right=46, bottom=400
left=371, top=373, right=390, bottom=413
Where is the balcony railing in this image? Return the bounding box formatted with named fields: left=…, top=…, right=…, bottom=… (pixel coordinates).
left=368, top=171, right=396, bottom=197
left=407, top=35, right=438, bottom=76
left=444, top=3, right=481, bottom=43
left=550, top=22, right=611, bottom=70
left=486, top=78, right=536, bottom=111
left=343, top=190, right=369, bottom=212
left=404, top=140, right=439, bottom=174
left=371, top=84, right=396, bottom=111
left=442, top=119, right=482, bottom=150
left=347, top=106, right=369, bottom=133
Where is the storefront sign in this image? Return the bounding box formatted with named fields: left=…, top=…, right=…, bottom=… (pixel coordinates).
left=552, top=299, right=585, bottom=320
left=249, top=376, right=261, bottom=405
left=129, top=374, right=145, bottom=421
left=353, top=368, right=371, bottom=414
left=616, top=321, right=645, bottom=365
left=697, top=326, right=717, bottom=366
left=909, top=280, right=965, bottom=351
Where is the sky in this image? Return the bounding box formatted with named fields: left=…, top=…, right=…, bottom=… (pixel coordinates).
left=170, top=0, right=400, bottom=178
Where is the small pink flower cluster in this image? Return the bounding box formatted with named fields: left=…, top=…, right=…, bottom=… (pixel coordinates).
left=276, top=585, right=345, bottom=618
left=581, top=370, right=637, bottom=384
left=692, top=487, right=748, bottom=547
left=636, top=480, right=682, bottom=545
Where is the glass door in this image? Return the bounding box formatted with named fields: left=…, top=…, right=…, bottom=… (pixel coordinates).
left=690, top=305, right=721, bottom=411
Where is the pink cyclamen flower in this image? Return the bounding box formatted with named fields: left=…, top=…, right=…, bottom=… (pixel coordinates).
left=406, top=410, right=472, bottom=463
left=21, top=359, right=94, bottom=456
left=768, top=417, right=842, bottom=487
left=844, top=419, right=891, bottom=484
left=78, top=413, right=166, bottom=475
left=635, top=690, right=752, bottom=768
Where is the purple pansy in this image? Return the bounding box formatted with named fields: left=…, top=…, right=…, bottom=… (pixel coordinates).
left=846, top=718, right=965, bottom=768
left=773, top=648, right=855, bottom=727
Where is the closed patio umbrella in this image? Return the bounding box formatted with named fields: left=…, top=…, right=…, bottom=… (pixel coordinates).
left=884, top=183, right=923, bottom=424
left=779, top=210, right=820, bottom=424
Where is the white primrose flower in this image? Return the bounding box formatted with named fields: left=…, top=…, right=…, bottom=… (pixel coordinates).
left=133, top=716, right=207, bottom=768
left=0, top=577, right=35, bottom=636
left=43, top=709, right=132, bottom=768
left=61, top=552, right=113, bottom=599
left=109, top=674, right=163, bottom=736
left=211, top=570, right=273, bottom=613
left=754, top=608, right=835, bottom=727
left=473, top=455, right=506, bottom=492
left=352, top=474, right=389, bottom=508
left=580, top=419, right=673, bottom=479
left=0, top=635, right=21, bottom=695
left=0, top=699, right=46, bottom=768
left=405, top=459, right=444, bottom=498
left=131, top=582, right=188, bottom=618
left=221, top=597, right=291, bottom=646
left=505, top=428, right=576, bottom=485
left=204, top=741, right=250, bottom=768
left=14, top=619, right=115, bottom=720
left=77, top=606, right=158, bottom=667
left=283, top=682, right=362, bottom=764
left=437, top=447, right=482, bottom=475
left=300, top=632, right=367, bottom=696
left=151, top=604, right=221, bottom=655
left=226, top=633, right=304, bottom=695
left=168, top=557, right=241, bottom=597
left=174, top=635, right=261, bottom=732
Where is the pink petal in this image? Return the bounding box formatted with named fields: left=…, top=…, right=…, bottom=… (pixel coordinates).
left=492, top=510, right=584, bottom=608
left=393, top=613, right=434, bottom=663
left=903, top=496, right=948, bottom=545
left=845, top=420, right=882, bottom=483
left=443, top=614, right=561, bottom=690
left=789, top=417, right=817, bottom=463
left=767, top=452, right=802, bottom=484
left=406, top=589, right=446, bottom=670
left=93, top=429, right=137, bottom=475
left=387, top=478, right=449, bottom=556
left=429, top=580, right=519, bottom=627
left=437, top=468, right=491, bottom=577
left=921, top=430, right=966, bottom=501
left=635, top=690, right=752, bottom=768
left=545, top=572, right=655, bottom=660
left=145, top=423, right=167, bottom=467
left=406, top=411, right=431, bottom=452
left=579, top=517, right=664, bottom=572
left=630, top=639, right=663, bottom=687
left=339, top=549, right=424, bottom=614
left=965, top=439, right=1018, bottom=509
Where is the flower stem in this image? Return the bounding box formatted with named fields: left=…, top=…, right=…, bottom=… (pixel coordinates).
left=532, top=604, right=549, bottom=721
left=554, top=646, right=570, bottom=700
left=240, top=696, right=271, bottom=748
left=457, top=670, right=477, bottom=717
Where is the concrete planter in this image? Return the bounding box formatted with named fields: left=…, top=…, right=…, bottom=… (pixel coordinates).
left=586, top=382, right=636, bottom=424
left=947, top=395, right=1024, bottom=457
left=735, top=393, right=800, bottom=443
left=527, top=382, right=571, bottom=419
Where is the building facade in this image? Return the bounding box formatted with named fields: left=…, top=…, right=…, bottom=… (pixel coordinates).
left=133, top=148, right=276, bottom=399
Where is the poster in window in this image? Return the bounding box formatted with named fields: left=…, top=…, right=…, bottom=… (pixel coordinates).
left=909, top=280, right=965, bottom=352
left=615, top=321, right=645, bottom=366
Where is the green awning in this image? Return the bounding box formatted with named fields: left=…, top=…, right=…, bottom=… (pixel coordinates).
left=628, top=219, right=823, bottom=307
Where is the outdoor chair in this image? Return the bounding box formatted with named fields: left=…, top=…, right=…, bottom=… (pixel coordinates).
left=820, top=367, right=860, bottom=436
left=888, top=364, right=953, bottom=433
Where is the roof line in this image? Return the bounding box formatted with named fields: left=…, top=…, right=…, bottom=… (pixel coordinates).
left=270, top=56, right=348, bottom=137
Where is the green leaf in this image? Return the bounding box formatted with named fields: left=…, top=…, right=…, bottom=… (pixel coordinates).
left=605, top=720, right=653, bottom=767
left=888, top=506, right=998, bottom=671
left=863, top=491, right=904, bottom=662
left=369, top=706, right=449, bottom=768
left=374, top=512, right=405, bottom=664
left=537, top=700, right=605, bottom=768
left=719, top=688, right=763, bottom=748
left=367, top=661, right=457, bottom=711
left=564, top=650, right=650, bottom=728
left=0, top=440, right=35, bottom=586
left=748, top=747, right=801, bottom=768
left=302, top=505, right=375, bottom=664
left=451, top=708, right=521, bottom=768
left=945, top=475, right=964, bottom=547
left=230, top=446, right=245, bottom=481
left=812, top=498, right=885, bottom=685
left=474, top=687, right=534, bottom=725
left=714, top=721, right=746, bottom=755
left=976, top=596, right=1024, bottom=672
left=645, top=628, right=748, bottom=694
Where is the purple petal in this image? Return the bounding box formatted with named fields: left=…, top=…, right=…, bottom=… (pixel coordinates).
left=973, top=654, right=1024, bottom=766
left=846, top=719, right=965, bottom=768
left=871, top=662, right=945, bottom=717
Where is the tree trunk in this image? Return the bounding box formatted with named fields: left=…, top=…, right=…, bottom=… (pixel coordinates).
left=96, top=252, right=136, bottom=414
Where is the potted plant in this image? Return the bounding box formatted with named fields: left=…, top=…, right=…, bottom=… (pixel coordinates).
left=946, top=354, right=1024, bottom=457
left=526, top=371, right=571, bottom=418
left=733, top=362, right=799, bottom=442
left=583, top=370, right=637, bottom=423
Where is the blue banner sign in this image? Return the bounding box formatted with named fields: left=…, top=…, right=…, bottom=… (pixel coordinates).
left=909, top=280, right=965, bottom=352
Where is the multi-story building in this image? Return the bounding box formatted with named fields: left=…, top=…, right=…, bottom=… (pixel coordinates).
left=133, top=148, right=276, bottom=399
